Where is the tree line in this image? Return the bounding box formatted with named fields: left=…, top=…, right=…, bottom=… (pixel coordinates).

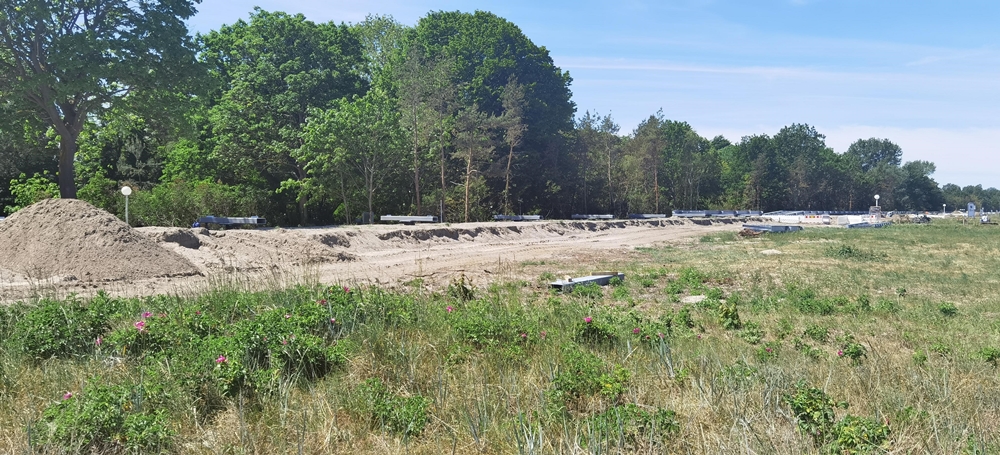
left=0, top=2, right=992, bottom=225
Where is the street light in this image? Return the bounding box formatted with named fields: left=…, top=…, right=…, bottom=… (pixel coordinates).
left=121, top=186, right=132, bottom=225
left=874, top=194, right=880, bottom=208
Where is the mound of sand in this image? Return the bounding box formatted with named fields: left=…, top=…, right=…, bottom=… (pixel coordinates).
left=0, top=199, right=200, bottom=282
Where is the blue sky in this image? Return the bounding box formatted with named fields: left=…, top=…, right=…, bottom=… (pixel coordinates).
left=187, top=0, right=1000, bottom=188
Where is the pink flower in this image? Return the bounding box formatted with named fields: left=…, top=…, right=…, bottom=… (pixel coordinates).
left=318, top=299, right=327, bottom=306
left=584, top=317, right=593, bottom=324
left=657, top=332, right=665, bottom=339
left=837, top=350, right=844, bottom=357
left=134, top=320, right=146, bottom=332
left=540, top=331, right=547, bottom=339
left=95, top=336, right=102, bottom=347
left=343, top=286, right=350, bottom=293
left=520, top=332, right=528, bottom=340
left=216, top=355, right=227, bottom=364
left=285, top=314, right=291, bottom=319
left=141, top=311, right=152, bottom=319
left=195, top=311, right=202, bottom=316
left=765, top=347, right=772, bottom=353
left=633, top=327, right=641, bottom=334
left=696, top=334, right=702, bottom=340
left=62, top=392, right=72, bottom=400
left=446, top=306, right=453, bottom=313
left=330, top=318, right=336, bottom=324
left=282, top=339, right=288, bottom=345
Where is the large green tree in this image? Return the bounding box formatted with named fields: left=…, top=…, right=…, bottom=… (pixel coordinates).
left=201, top=9, right=366, bottom=224
left=573, top=111, right=622, bottom=215
left=406, top=11, right=575, bottom=214
left=300, top=88, right=406, bottom=222
left=0, top=0, right=202, bottom=198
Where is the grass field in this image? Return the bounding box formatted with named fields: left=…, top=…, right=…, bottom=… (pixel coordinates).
left=1, top=220, right=999, bottom=454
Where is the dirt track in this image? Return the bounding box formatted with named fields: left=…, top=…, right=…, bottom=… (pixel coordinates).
left=0, top=218, right=746, bottom=301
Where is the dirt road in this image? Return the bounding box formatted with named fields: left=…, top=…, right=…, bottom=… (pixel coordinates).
left=1, top=218, right=745, bottom=301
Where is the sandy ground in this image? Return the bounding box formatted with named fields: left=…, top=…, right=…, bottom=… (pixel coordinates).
left=0, top=218, right=748, bottom=302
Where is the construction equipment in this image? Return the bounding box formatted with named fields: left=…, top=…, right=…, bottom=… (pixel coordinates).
left=380, top=215, right=438, bottom=225
left=493, top=215, right=543, bottom=221
left=193, top=215, right=266, bottom=229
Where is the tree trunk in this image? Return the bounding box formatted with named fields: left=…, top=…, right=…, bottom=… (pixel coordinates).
left=58, top=133, right=79, bottom=198
left=504, top=145, right=514, bottom=214
left=412, top=118, right=421, bottom=215
left=440, top=140, right=447, bottom=223
left=654, top=167, right=659, bottom=213
left=367, top=170, right=374, bottom=224
left=464, top=148, right=472, bottom=223
left=296, top=164, right=309, bottom=225
left=339, top=169, right=350, bottom=224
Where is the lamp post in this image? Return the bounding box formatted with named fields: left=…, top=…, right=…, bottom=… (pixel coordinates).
left=121, top=186, right=132, bottom=225
left=874, top=194, right=880, bottom=208
left=943, top=204, right=946, bottom=215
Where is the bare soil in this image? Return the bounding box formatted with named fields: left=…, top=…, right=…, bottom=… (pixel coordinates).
left=0, top=203, right=747, bottom=302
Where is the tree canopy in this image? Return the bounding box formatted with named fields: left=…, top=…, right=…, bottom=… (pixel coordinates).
left=0, top=0, right=202, bottom=198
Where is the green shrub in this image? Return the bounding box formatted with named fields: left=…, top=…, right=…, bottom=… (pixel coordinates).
left=450, top=300, right=537, bottom=356
left=804, top=323, right=828, bottom=343
left=783, top=381, right=889, bottom=451
left=938, top=302, right=958, bottom=317
left=447, top=274, right=475, bottom=301
left=34, top=380, right=174, bottom=453
left=828, top=414, right=891, bottom=454
left=677, top=267, right=707, bottom=289
left=611, top=285, right=630, bottom=300
left=13, top=299, right=107, bottom=360
left=356, top=378, right=429, bottom=437
left=783, top=381, right=846, bottom=446
left=718, top=300, right=742, bottom=330
left=738, top=322, right=765, bottom=344
left=572, top=282, right=603, bottom=299
left=129, top=179, right=268, bottom=227
left=755, top=341, right=780, bottom=362
left=576, top=316, right=621, bottom=346
left=5, top=171, right=58, bottom=214
left=550, top=347, right=629, bottom=408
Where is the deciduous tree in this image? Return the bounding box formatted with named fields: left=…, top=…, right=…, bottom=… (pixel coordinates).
left=0, top=0, right=202, bottom=198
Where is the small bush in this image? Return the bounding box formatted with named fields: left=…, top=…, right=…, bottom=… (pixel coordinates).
left=803, top=323, right=828, bottom=343
left=451, top=300, right=537, bottom=356
left=829, top=414, right=891, bottom=454
left=938, top=302, right=958, bottom=317
left=34, top=380, right=174, bottom=453
left=718, top=302, right=742, bottom=330
left=356, top=378, right=430, bottom=437
left=13, top=299, right=107, bottom=360
left=447, top=274, right=476, bottom=301
left=571, top=282, right=603, bottom=299
left=755, top=341, right=780, bottom=362
left=550, top=347, right=630, bottom=409
left=5, top=171, right=59, bottom=214
left=738, top=322, right=765, bottom=344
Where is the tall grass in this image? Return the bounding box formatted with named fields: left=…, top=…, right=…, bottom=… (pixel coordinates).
left=1, top=221, right=999, bottom=453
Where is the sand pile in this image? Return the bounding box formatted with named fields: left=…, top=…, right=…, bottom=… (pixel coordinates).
left=0, top=198, right=200, bottom=282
